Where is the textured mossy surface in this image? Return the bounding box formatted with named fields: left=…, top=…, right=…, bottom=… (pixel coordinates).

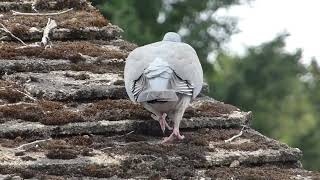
left=0, top=0, right=319, bottom=179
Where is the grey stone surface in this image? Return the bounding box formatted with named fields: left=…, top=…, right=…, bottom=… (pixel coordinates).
left=0, top=25, right=122, bottom=41
left=0, top=111, right=251, bottom=138
left=3, top=71, right=128, bottom=100
left=2, top=70, right=208, bottom=100
left=0, top=127, right=307, bottom=179
left=205, top=148, right=302, bottom=166
left=0, top=58, right=126, bottom=74
left=0, top=59, right=71, bottom=74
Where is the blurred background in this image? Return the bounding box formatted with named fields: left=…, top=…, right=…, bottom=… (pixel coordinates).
left=91, top=0, right=320, bottom=171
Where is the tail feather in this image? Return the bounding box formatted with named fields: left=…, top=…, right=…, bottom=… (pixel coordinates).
left=132, top=58, right=194, bottom=102
left=137, top=89, right=178, bottom=102
left=144, top=58, right=173, bottom=79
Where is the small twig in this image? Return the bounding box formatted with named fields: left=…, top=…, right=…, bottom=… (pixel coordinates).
left=14, top=18, right=57, bottom=49
left=100, top=131, right=135, bottom=151
left=100, top=147, right=113, bottom=151
left=15, top=43, right=41, bottom=49
left=41, top=18, right=57, bottom=47
left=0, top=35, right=8, bottom=41
left=14, top=89, right=37, bottom=102
left=224, top=126, right=246, bottom=143
left=12, top=8, right=73, bottom=16
left=0, top=102, right=36, bottom=107
left=15, top=138, right=52, bottom=150
left=31, top=0, right=39, bottom=12
left=118, top=131, right=135, bottom=138
left=104, top=131, right=135, bottom=139
left=0, top=79, right=37, bottom=102
left=0, top=23, right=27, bottom=46
left=0, top=86, right=37, bottom=102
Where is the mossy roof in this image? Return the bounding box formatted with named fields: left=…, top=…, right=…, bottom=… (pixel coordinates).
left=0, top=0, right=319, bottom=179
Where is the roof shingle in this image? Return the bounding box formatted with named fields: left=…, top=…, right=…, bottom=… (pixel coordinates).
left=0, top=0, right=319, bottom=179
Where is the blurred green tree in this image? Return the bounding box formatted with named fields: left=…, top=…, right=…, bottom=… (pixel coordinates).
left=91, top=0, right=246, bottom=77
left=296, top=59, right=320, bottom=170
left=211, top=35, right=319, bottom=170
left=306, top=59, right=320, bottom=112
left=211, top=35, right=305, bottom=132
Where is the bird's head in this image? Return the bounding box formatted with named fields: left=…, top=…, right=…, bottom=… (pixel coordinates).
left=162, top=32, right=181, bottom=42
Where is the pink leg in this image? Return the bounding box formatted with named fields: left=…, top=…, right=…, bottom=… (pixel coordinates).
left=165, top=122, right=173, bottom=131
left=159, top=113, right=166, bottom=133
left=161, top=96, right=191, bottom=144
left=159, top=113, right=173, bottom=133
left=161, top=127, right=184, bottom=143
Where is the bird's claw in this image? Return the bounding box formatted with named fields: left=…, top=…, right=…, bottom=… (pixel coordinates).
left=166, top=123, right=173, bottom=131
left=160, top=116, right=166, bottom=133
left=159, top=113, right=169, bottom=133
left=153, top=113, right=172, bottom=134
left=161, top=128, right=184, bottom=143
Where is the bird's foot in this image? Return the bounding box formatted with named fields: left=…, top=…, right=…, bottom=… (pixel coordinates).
left=166, top=123, right=173, bottom=131
left=152, top=113, right=172, bottom=133
left=161, top=128, right=184, bottom=143
left=159, top=113, right=173, bottom=133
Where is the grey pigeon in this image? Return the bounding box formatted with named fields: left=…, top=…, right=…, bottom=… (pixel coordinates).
left=124, top=32, right=203, bottom=143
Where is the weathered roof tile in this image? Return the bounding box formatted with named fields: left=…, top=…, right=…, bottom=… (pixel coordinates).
left=0, top=0, right=319, bottom=179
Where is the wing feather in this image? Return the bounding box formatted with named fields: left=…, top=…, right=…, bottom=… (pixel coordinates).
left=132, top=74, right=146, bottom=101
left=171, top=72, right=194, bottom=96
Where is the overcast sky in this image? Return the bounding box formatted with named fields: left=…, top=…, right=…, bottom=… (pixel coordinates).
left=217, top=0, right=320, bottom=64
